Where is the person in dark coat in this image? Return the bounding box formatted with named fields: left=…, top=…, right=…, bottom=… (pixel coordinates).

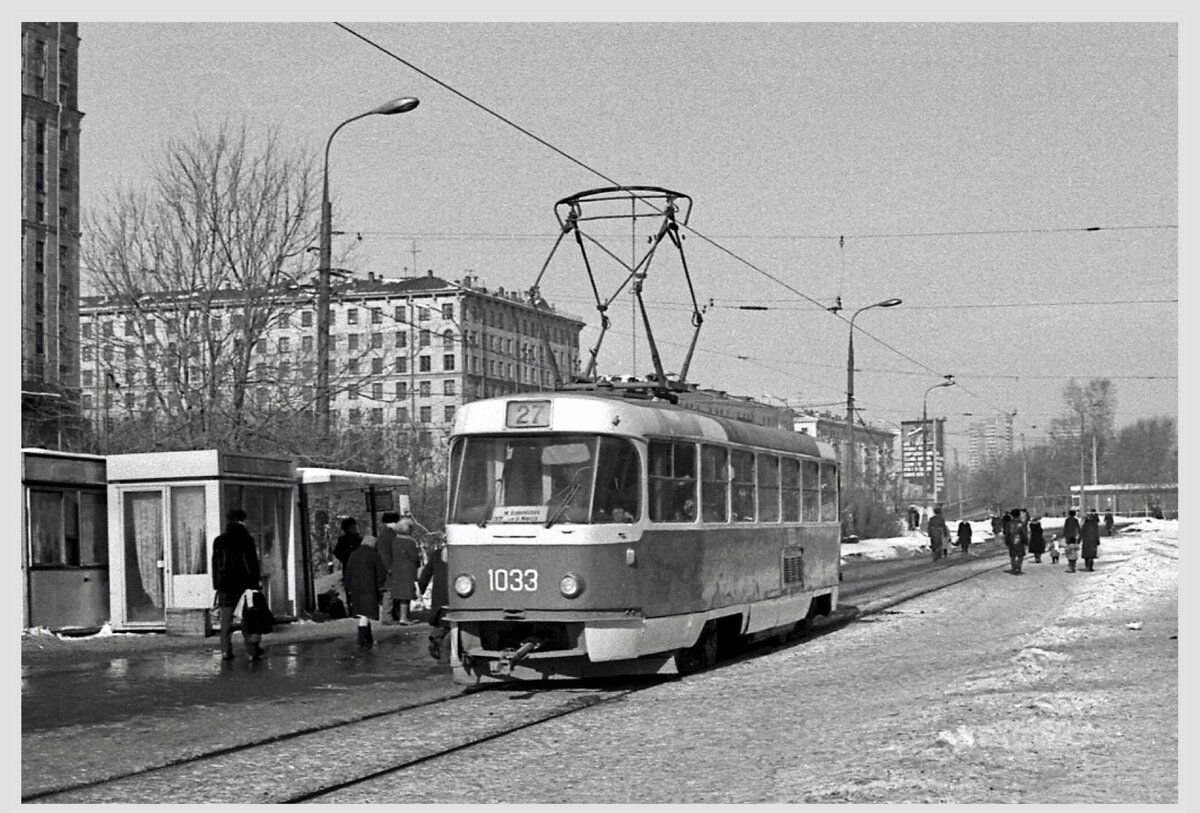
left=211, top=508, right=264, bottom=661
left=378, top=513, right=422, bottom=624
left=333, top=517, right=362, bottom=572
left=927, top=506, right=949, bottom=562
left=1063, top=509, right=1081, bottom=547
left=957, top=518, right=973, bottom=555
left=344, top=535, right=388, bottom=648
left=1028, top=517, right=1046, bottom=563
left=1081, top=512, right=1102, bottom=571
left=1001, top=512, right=1013, bottom=549
left=417, top=532, right=450, bottom=661
left=1104, top=511, right=1115, bottom=536
left=1007, top=508, right=1027, bottom=574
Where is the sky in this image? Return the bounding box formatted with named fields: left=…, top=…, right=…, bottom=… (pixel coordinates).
left=57, top=17, right=1183, bottom=459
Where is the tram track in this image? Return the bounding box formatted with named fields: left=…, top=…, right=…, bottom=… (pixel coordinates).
left=25, top=546, right=1011, bottom=804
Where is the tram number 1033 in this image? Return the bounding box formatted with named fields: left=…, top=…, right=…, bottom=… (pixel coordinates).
left=488, top=568, right=539, bottom=592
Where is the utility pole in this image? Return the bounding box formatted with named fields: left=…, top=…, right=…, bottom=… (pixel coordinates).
left=1091, top=432, right=1099, bottom=512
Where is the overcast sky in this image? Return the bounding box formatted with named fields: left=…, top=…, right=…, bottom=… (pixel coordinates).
left=72, top=19, right=1180, bottom=456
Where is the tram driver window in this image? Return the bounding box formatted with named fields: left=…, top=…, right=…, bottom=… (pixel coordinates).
left=649, top=441, right=697, bottom=522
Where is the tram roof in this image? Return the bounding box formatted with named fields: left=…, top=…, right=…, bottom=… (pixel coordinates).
left=457, top=391, right=836, bottom=461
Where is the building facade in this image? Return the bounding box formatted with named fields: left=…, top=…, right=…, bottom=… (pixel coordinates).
left=78, top=272, right=585, bottom=441
left=792, top=411, right=897, bottom=490
left=21, top=22, right=84, bottom=447
left=966, top=413, right=1015, bottom=470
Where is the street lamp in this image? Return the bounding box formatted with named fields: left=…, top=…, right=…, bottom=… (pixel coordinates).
left=845, top=298, right=902, bottom=503
left=922, top=376, right=955, bottom=508
left=316, top=96, right=420, bottom=436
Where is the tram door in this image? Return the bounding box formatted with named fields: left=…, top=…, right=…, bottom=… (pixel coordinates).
left=120, top=485, right=211, bottom=625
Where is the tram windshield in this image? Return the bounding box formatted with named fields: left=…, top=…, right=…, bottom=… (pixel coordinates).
left=448, top=434, right=640, bottom=526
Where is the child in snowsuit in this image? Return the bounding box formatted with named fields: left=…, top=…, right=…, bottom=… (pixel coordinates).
left=1064, top=537, right=1080, bottom=572
left=1048, top=536, right=1060, bottom=564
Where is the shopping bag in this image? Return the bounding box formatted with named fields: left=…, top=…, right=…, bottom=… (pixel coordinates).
left=240, top=589, right=275, bottom=635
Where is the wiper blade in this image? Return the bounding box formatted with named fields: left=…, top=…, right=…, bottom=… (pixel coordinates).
left=545, top=482, right=581, bottom=528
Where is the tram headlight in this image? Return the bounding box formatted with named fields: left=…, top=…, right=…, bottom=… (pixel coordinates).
left=453, top=573, right=476, bottom=598
left=559, top=572, right=584, bottom=599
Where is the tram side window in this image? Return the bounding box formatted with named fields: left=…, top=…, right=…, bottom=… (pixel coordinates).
left=758, top=454, right=780, bottom=522
left=820, top=463, right=839, bottom=522
left=649, top=441, right=697, bottom=522
left=781, top=458, right=801, bottom=522
left=731, top=450, right=756, bottom=522
left=592, top=436, right=641, bottom=522
left=700, top=445, right=729, bottom=523
left=801, top=460, right=820, bottom=522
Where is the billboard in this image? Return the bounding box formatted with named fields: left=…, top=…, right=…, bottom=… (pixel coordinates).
left=901, top=418, right=946, bottom=502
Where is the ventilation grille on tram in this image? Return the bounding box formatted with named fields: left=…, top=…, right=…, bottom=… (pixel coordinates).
left=783, top=552, right=805, bottom=585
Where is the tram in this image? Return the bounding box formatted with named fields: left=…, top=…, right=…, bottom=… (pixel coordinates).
left=442, top=387, right=842, bottom=683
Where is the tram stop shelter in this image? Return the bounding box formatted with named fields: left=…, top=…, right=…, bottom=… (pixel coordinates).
left=104, top=450, right=410, bottom=634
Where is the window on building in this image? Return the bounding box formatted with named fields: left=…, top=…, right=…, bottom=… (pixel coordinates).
left=369, top=307, right=381, bottom=324
left=371, top=357, right=383, bottom=375
left=394, top=305, right=406, bottom=323
left=302, top=335, right=313, bottom=352
left=28, top=489, right=108, bottom=567
left=81, top=346, right=92, bottom=362
left=444, top=405, right=456, bottom=423
left=276, top=312, right=291, bottom=328
left=419, top=406, right=432, bottom=423
left=102, top=321, right=113, bottom=337
left=418, top=307, right=430, bottom=322
left=443, top=380, right=456, bottom=396
left=347, top=359, right=359, bottom=375
left=396, top=381, right=408, bottom=399
left=397, top=406, right=409, bottom=422
left=347, top=308, right=359, bottom=325
left=371, top=332, right=383, bottom=349
left=418, top=355, right=431, bottom=372
left=278, top=337, right=290, bottom=353
left=255, top=339, right=266, bottom=354
left=442, top=303, right=454, bottom=319
left=372, top=382, right=383, bottom=400
left=419, top=329, right=430, bottom=347
left=419, top=381, right=431, bottom=398
left=443, top=354, right=456, bottom=371
left=348, top=408, right=361, bottom=424
left=348, top=334, right=359, bottom=351
left=81, top=370, right=93, bottom=387
left=279, top=360, right=290, bottom=379
left=301, top=310, right=313, bottom=327
left=396, top=357, right=407, bottom=374
left=371, top=408, right=383, bottom=425
left=348, top=385, right=359, bottom=400
left=442, top=329, right=454, bottom=348
left=395, top=331, right=407, bottom=348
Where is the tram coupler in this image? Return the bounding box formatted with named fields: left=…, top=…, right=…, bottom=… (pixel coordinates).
left=496, top=637, right=545, bottom=674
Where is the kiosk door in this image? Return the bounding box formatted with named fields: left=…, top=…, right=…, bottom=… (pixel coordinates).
left=122, top=490, right=167, bottom=624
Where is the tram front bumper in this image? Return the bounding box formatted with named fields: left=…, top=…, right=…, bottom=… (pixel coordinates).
left=444, top=609, right=647, bottom=663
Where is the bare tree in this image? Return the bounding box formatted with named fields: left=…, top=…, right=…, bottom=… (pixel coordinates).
left=83, top=122, right=321, bottom=449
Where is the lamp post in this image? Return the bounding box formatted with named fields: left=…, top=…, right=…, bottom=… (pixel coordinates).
left=845, top=298, right=902, bottom=503
left=317, top=96, right=420, bottom=436
left=922, top=376, right=955, bottom=508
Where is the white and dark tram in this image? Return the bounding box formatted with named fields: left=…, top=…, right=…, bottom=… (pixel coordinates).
left=442, top=387, right=842, bottom=683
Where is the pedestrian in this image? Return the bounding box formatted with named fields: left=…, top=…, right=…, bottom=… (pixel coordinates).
left=1001, top=510, right=1014, bottom=552
left=1081, top=512, right=1102, bottom=571
left=1063, top=508, right=1080, bottom=547
left=1048, top=535, right=1061, bottom=564
left=333, top=517, right=362, bottom=572
left=211, top=508, right=265, bottom=661
left=417, top=532, right=450, bottom=661
left=1064, top=536, right=1080, bottom=572
left=927, top=506, right=949, bottom=562
left=1104, top=510, right=1115, bottom=537
left=344, top=534, right=388, bottom=648
left=957, top=517, right=973, bottom=555
left=378, top=512, right=422, bottom=624
left=1007, top=508, right=1027, bottom=574
left=1028, top=517, right=1046, bottom=563
left=990, top=513, right=1002, bottom=536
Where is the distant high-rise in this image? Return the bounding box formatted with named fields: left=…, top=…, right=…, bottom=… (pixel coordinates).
left=966, top=413, right=1014, bottom=470
left=21, top=22, right=84, bottom=448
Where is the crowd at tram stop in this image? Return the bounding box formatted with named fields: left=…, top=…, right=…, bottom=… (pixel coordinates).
left=917, top=504, right=1113, bottom=575
left=211, top=506, right=451, bottom=664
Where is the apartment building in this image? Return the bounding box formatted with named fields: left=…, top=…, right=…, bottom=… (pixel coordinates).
left=966, top=413, right=1015, bottom=470
left=21, top=22, right=84, bottom=447
left=78, top=272, right=585, bottom=439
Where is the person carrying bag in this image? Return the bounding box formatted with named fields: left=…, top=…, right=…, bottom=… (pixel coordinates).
left=212, top=508, right=267, bottom=661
